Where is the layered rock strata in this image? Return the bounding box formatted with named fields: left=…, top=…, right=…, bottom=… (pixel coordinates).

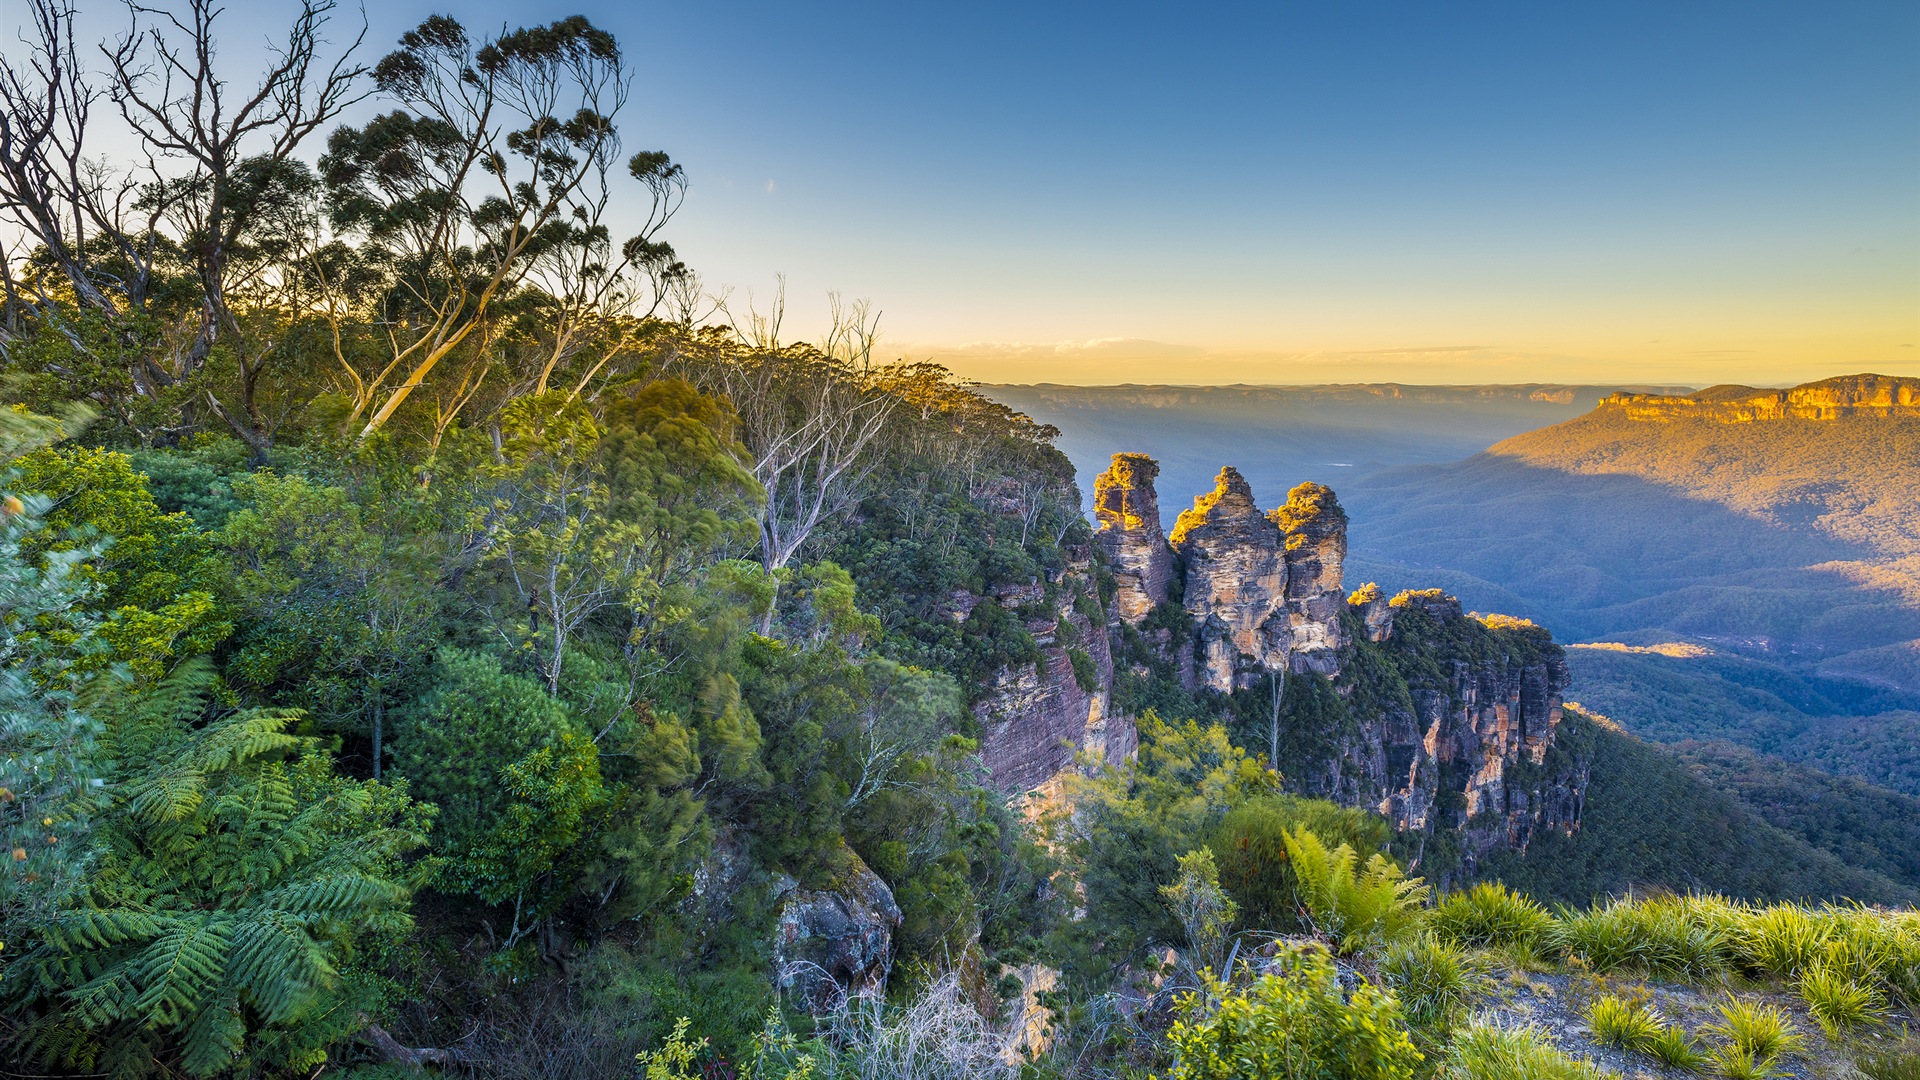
left=972, top=539, right=1130, bottom=793
left=1318, top=590, right=1585, bottom=867
left=1271, top=482, right=1350, bottom=676
left=1170, top=467, right=1290, bottom=691
left=1092, top=453, right=1175, bottom=623
left=1601, top=373, right=1920, bottom=422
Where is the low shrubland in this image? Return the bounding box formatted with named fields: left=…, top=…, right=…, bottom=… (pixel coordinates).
left=636, top=826, right=1920, bottom=1079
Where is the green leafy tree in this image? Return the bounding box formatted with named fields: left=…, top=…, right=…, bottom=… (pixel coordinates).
left=217, top=471, right=443, bottom=775
left=1051, top=714, right=1277, bottom=981
left=12, top=445, right=230, bottom=679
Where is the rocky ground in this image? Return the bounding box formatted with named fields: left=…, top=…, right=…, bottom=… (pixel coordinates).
left=1481, top=962, right=1917, bottom=1080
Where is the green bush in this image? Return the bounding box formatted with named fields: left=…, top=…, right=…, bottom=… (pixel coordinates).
left=1799, top=964, right=1884, bottom=1038
left=1447, top=1022, right=1611, bottom=1080
left=1209, top=794, right=1392, bottom=935
left=1163, top=943, right=1422, bottom=1080
left=1378, top=935, right=1480, bottom=1029
left=1430, top=883, right=1557, bottom=957
left=1704, top=997, right=1803, bottom=1062
left=1643, top=1023, right=1706, bottom=1071
left=1551, top=896, right=1731, bottom=979
left=1584, top=994, right=1660, bottom=1051
left=1283, top=826, right=1428, bottom=954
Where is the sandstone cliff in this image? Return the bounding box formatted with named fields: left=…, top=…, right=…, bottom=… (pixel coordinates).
left=971, top=538, right=1132, bottom=793
left=1096, top=452, right=1590, bottom=869
left=1092, top=453, right=1175, bottom=624
left=1600, top=373, right=1920, bottom=422
left=1271, top=481, right=1349, bottom=677
left=1169, top=467, right=1290, bottom=691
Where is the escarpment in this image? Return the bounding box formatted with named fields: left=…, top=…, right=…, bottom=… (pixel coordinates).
left=969, top=533, right=1131, bottom=794
left=1093, top=452, right=1592, bottom=871
left=1600, top=373, right=1920, bottom=422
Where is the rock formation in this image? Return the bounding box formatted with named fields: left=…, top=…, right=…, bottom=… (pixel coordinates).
left=1092, top=453, right=1175, bottom=623
left=1600, top=373, right=1920, bottom=422
left=1271, top=482, right=1349, bottom=676
left=1170, top=467, right=1290, bottom=691
left=972, top=539, right=1131, bottom=793
left=1315, top=590, right=1585, bottom=867
left=773, top=850, right=903, bottom=1011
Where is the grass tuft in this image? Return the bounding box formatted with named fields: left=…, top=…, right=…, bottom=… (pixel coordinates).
left=1798, top=964, right=1884, bottom=1038
left=1584, top=994, right=1660, bottom=1051
left=1432, top=883, right=1558, bottom=957
left=1378, top=934, right=1481, bottom=1028
left=1448, top=1022, right=1613, bottom=1080
left=1852, top=1041, right=1920, bottom=1080
left=1703, top=998, right=1803, bottom=1062
left=1707, top=1043, right=1779, bottom=1080
left=1643, top=1024, right=1706, bottom=1071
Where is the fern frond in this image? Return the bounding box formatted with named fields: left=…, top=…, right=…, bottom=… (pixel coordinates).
left=126, top=916, right=232, bottom=1026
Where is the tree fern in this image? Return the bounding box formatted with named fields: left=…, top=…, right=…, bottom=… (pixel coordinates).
left=3, top=678, right=429, bottom=1078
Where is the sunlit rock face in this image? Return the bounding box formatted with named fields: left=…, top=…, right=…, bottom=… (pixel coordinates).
left=1271, top=482, right=1349, bottom=676
left=1170, top=467, right=1290, bottom=691
left=1092, top=453, right=1174, bottom=624
left=1600, top=373, right=1920, bottom=422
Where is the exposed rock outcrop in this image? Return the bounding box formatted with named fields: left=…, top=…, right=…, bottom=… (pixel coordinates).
left=1346, top=592, right=1583, bottom=866
left=1092, top=453, right=1175, bottom=624
left=773, top=850, right=903, bottom=1012
left=1170, top=467, right=1290, bottom=691
left=1601, top=373, right=1920, bottom=422
left=1091, top=454, right=1590, bottom=869
left=1271, top=482, right=1349, bottom=676
left=973, top=541, right=1128, bottom=793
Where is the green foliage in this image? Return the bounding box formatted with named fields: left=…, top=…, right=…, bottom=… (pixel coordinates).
left=1643, top=1023, right=1706, bottom=1071
left=12, top=444, right=230, bottom=678
left=1282, top=826, right=1429, bottom=954
left=1209, top=794, right=1392, bottom=936
left=1584, top=994, right=1661, bottom=1051
left=1798, top=964, right=1884, bottom=1038
left=1162, top=848, right=1238, bottom=979
left=1162, top=943, right=1422, bottom=1080
left=1446, top=1023, right=1612, bottom=1080
left=1705, top=998, right=1804, bottom=1062
left=1852, top=1040, right=1920, bottom=1080
left=1550, top=895, right=1733, bottom=980
left=1377, top=935, right=1480, bottom=1029
left=1430, top=883, right=1557, bottom=957
left=636, top=1016, right=707, bottom=1080
left=1707, top=1041, right=1782, bottom=1080
left=4, top=688, right=426, bottom=1077
left=1051, top=713, right=1277, bottom=977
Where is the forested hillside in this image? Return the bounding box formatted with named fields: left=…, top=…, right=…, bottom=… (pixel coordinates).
left=2, top=2, right=1916, bottom=1078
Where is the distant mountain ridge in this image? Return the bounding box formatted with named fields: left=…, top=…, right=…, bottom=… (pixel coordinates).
left=1598, top=373, right=1920, bottom=422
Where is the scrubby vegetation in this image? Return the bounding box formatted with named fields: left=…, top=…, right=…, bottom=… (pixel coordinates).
left=0, top=1, right=1916, bottom=1077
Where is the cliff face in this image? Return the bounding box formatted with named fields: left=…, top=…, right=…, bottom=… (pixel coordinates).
left=1096, top=453, right=1590, bottom=868
left=972, top=541, right=1131, bottom=794
left=1170, top=467, right=1290, bottom=691
left=1092, top=453, right=1175, bottom=624
left=1331, top=592, right=1585, bottom=867
left=1601, top=373, right=1920, bottom=422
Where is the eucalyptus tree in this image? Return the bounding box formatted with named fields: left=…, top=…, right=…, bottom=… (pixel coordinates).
left=317, top=15, right=684, bottom=440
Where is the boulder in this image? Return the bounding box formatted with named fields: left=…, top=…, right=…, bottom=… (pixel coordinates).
left=774, top=849, right=903, bottom=1013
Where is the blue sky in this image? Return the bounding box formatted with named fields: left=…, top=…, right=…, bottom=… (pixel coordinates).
left=52, top=0, right=1920, bottom=383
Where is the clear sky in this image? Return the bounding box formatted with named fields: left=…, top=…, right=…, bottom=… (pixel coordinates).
left=47, top=0, right=1920, bottom=385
